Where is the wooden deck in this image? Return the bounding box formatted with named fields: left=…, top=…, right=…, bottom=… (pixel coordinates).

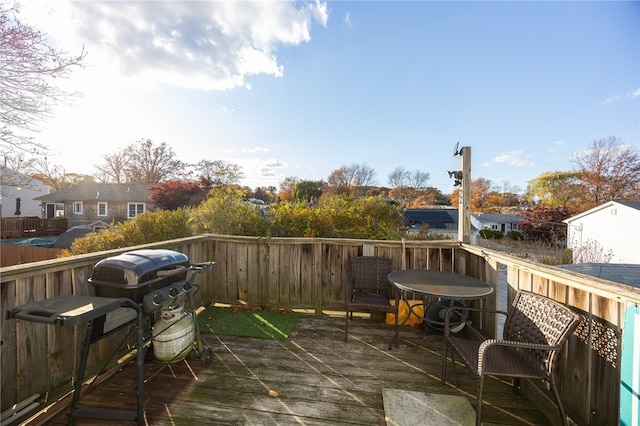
left=41, top=312, right=550, bottom=425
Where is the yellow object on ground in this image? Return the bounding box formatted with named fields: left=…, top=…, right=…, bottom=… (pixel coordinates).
left=385, top=300, right=424, bottom=326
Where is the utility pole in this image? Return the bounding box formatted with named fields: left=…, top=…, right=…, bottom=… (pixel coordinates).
left=459, top=146, right=471, bottom=244
left=449, top=144, right=471, bottom=244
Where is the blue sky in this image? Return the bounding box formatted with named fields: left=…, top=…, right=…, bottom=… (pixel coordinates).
left=19, top=1, right=639, bottom=194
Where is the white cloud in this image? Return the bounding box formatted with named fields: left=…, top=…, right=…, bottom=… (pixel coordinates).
left=21, top=1, right=329, bottom=92
left=603, top=88, right=640, bottom=104
left=482, top=151, right=535, bottom=167
left=343, top=12, right=352, bottom=27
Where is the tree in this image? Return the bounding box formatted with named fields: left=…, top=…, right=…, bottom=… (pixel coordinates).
left=519, top=205, right=574, bottom=243
left=470, top=178, right=494, bottom=212
left=278, top=176, right=299, bottom=202
left=123, top=138, right=186, bottom=184
left=327, top=163, right=377, bottom=198
left=253, top=186, right=277, bottom=203
left=388, top=166, right=408, bottom=189
left=95, top=150, right=130, bottom=183
left=525, top=171, right=582, bottom=208
left=572, top=136, right=640, bottom=206
left=292, top=180, right=324, bottom=203
left=409, top=187, right=447, bottom=207
left=406, top=170, right=430, bottom=200
left=194, top=159, right=244, bottom=186
left=149, top=179, right=208, bottom=210
left=388, top=167, right=430, bottom=206
left=0, top=3, right=85, bottom=160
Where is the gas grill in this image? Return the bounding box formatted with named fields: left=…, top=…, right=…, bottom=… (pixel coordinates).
left=7, top=249, right=215, bottom=425
left=89, top=249, right=197, bottom=314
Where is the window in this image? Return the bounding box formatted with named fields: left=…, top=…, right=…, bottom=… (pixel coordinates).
left=97, top=202, right=108, bottom=216
left=73, top=201, right=83, bottom=215
left=128, top=203, right=145, bottom=219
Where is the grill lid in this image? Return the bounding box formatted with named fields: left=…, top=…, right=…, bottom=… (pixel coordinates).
left=89, top=249, right=190, bottom=288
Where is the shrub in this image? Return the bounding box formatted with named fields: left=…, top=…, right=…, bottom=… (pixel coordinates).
left=189, top=187, right=269, bottom=236
left=62, top=209, right=192, bottom=256
left=480, top=229, right=504, bottom=239
left=507, top=230, right=522, bottom=240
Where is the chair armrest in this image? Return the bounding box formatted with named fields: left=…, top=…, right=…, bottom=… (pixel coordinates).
left=443, top=306, right=508, bottom=338
left=477, top=339, right=562, bottom=374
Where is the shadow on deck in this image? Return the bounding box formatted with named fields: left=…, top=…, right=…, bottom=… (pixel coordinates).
left=42, top=312, right=550, bottom=425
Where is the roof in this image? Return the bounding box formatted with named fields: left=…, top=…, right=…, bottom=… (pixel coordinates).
left=404, top=209, right=457, bottom=229
left=34, top=183, right=153, bottom=202
left=564, top=200, right=640, bottom=223
left=472, top=213, right=523, bottom=224
left=556, top=263, right=640, bottom=288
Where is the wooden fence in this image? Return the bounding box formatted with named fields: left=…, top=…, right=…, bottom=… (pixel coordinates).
left=1, top=234, right=638, bottom=425
left=1, top=245, right=62, bottom=267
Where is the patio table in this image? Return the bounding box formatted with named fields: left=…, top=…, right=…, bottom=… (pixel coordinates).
left=387, top=269, right=494, bottom=347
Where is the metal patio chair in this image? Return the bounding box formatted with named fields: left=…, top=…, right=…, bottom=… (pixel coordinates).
left=343, top=256, right=401, bottom=348
left=441, top=290, right=581, bottom=426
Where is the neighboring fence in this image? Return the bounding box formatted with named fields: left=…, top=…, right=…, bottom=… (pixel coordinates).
left=1, top=234, right=638, bottom=425
left=1, top=245, right=62, bottom=267
left=0, top=218, right=68, bottom=239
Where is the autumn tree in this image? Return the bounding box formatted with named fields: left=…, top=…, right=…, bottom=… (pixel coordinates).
left=471, top=178, right=494, bottom=212
left=292, top=180, right=324, bottom=203
left=149, top=179, right=208, bottom=210
left=194, top=159, right=244, bottom=186
left=0, top=3, right=85, bottom=160
left=278, top=176, right=299, bottom=202
left=253, top=186, right=277, bottom=203
left=525, top=171, right=582, bottom=208
left=327, top=163, right=377, bottom=198
left=388, top=167, right=430, bottom=206
left=572, top=136, right=640, bottom=206
left=519, top=205, right=575, bottom=243
left=409, top=187, right=447, bottom=208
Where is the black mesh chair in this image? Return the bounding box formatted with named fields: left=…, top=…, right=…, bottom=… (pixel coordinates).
left=441, top=290, right=581, bottom=426
left=343, top=256, right=400, bottom=348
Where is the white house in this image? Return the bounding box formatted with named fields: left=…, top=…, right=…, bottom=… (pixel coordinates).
left=564, top=201, right=640, bottom=264
left=471, top=213, right=523, bottom=235
left=0, top=167, right=50, bottom=218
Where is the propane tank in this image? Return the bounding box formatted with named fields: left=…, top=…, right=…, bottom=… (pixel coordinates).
left=152, top=303, right=195, bottom=363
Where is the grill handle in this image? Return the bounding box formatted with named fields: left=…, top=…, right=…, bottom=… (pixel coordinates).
left=156, top=265, right=189, bottom=278
left=9, top=309, right=60, bottom=324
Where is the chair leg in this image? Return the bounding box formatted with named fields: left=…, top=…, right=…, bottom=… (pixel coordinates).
left=476, top=376, right=484, bottom=426
left=344, top=309, right=350, bottom=342
left=550, top=378, right=568, bottom=426
left=441, top=344, right=448, bottom=383
left=451, top=351, right=459, bottom=387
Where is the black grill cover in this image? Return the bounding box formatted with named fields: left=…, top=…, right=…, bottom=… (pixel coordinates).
left=89, top=249, right=190, bottom=302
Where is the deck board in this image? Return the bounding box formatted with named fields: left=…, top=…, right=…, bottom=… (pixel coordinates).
left=42, top=312, right=550, bottom=425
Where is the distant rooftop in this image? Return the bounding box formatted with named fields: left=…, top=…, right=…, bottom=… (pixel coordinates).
left=557, top=263, right=640, bottom=288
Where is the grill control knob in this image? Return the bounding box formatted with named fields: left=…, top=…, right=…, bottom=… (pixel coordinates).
left=153, top=293, right=163, bottom=305
left=169, top=287, right=179, bottom=298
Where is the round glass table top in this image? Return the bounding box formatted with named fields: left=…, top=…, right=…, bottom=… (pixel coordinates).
left=387, top=269, right=493, bottom=299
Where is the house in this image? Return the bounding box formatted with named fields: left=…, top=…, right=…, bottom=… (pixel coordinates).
left=34, top=183, right=155, bottom=228
left=471, top=213, right=523, bottom=235
left=564, top=200, right=640, bottom=264
left=403, top=208, right=459, bottom=238
left=0, top=167, right=50, bottom=217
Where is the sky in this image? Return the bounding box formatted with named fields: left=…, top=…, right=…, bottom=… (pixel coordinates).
left=16, top=0, right=640, bottom=194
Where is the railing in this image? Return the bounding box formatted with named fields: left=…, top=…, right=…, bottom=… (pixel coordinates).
left=1, top=234, right=637, bottom=425
left=0, top=217, right=68, bottom=239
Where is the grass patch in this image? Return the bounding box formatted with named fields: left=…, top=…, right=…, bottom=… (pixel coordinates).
left=197, top=305, right=300, bottom=340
